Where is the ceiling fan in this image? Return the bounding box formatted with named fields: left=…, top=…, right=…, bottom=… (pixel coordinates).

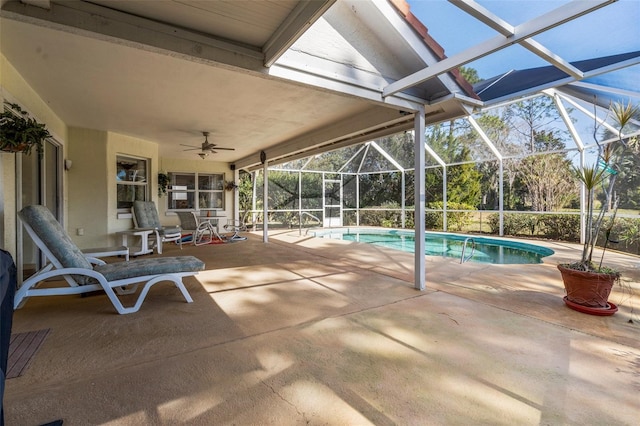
left=181, top=131, right=235, bottom=158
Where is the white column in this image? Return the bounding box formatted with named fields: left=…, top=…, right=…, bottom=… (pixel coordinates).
left=233, top=167, right=239, bottom=224
left=401, top=171, right=406, bottom=228
left=442, top=166, right=447, bottom=232
left=263, top=160, right=269, bottom=243
left=579, top=150, right=586, bottom=244
left=499, top=160, right=504, bottom=236
left=298, top=171, right=302, bottom=235
left=414, top=109, right=426, bottom=291
left=356, top=174, right=360, bottom=226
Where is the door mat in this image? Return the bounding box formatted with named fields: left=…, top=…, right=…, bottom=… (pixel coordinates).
left=7, top=328, right=50, bottom=379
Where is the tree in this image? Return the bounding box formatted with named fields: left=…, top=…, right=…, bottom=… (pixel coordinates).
left=519, top=154, right=576, bottom=211
left=424, top=122, right=481, bottom=205
left=516, top=130, right=575, bottom=211
left=598, top=104, right=640, bottom=209
left=504, top=96, right=568, bottom=153
left=459, top=66, right=481, bottom=84
left=501, top=96, right=572, bottom=209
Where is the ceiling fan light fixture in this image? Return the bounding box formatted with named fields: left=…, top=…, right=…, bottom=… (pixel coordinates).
left=181, top=130, right=235, bottom=156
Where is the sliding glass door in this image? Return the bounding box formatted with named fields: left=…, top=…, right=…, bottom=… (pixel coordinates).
left=17, top=139, right=62, bottom=283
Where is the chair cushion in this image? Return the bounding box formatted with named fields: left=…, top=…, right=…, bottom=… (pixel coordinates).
left=19, top=205, right=93, bottom=272
left=176, top=212, right=198, bottom=231
left=159, top=226, right=181, bottom=237
left=132, top=201, right=161, bottom=228
left=94, top=256, right=204, bottom=281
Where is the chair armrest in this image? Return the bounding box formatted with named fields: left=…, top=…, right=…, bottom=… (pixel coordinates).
left=84, top=257, right=107, bottom=265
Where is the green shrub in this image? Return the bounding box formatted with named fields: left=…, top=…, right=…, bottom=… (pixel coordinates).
left=606, top=217, right=640, bottom=255
left=359, top=203, right=403, bottom=228
left=539, top=214, right=580, bottom=241
left=425, top=202, right=475, bottom=231
left=487, top=213, right=540, bottom=236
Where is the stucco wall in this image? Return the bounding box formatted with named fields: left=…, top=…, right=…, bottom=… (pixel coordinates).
left=1, top=51, right=236, bottom=255
left=107, top=131, right=159, bottom=241
left=1, top=53, right=68, bottom=257
left=67, top=127, right=108, bottom=248
left=158, top=157, right=235, bottom=227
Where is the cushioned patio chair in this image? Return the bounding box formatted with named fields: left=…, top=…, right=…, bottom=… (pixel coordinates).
left=15, top=205, right=205, bottom=314
left=132, top=200, right=182, bottom=254
left=175, top=211, right=219, bottom=245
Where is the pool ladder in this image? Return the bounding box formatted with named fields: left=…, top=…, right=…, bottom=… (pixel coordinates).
left=460, top=237, right=475, bottom=264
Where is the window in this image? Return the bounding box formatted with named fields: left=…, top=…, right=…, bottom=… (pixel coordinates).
left=167, top=172, right=224, bottom=211
left=116, top=155, right=148, bottom=210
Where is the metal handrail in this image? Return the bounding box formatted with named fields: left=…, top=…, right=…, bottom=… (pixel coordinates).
left=299, top=212, right=322, bottom=235
left=460, top=237, right=475, bottom=264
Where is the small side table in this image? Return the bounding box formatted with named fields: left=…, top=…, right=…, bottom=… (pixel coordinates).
left=116, top=229, right=155, bottom=256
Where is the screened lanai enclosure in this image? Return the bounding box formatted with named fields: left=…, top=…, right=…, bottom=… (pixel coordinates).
left=244, top=58, right=640, bottom=256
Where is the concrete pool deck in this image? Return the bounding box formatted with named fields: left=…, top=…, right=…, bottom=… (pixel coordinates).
left=4, top=230, right=639, bottom=425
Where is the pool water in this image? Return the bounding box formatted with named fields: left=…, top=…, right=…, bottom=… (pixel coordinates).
left=313, top=229, right=554, bottom=264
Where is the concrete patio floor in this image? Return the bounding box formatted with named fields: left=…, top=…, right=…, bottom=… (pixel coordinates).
left=4, top=230, right=640, bottom=425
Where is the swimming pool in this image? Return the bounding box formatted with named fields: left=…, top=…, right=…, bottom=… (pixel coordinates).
left=312, top=228, right=554, bottom=264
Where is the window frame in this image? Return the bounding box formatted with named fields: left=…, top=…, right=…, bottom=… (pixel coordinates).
left=116, top=155, right=149, bottom=212
left=166, top=172, right=225, bottom=212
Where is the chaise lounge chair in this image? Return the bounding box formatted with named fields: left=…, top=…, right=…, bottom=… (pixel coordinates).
left=15, top=205, right=205, bottom=314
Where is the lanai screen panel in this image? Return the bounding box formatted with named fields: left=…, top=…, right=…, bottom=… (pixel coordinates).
left=359, top=147, right=399, bottom=173
left=374, top=134, right=415, bottom=170
left=500, top=96, right=573, bottom=156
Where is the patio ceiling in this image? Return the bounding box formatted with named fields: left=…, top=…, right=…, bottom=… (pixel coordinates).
left=0, top=0, right=476, bottom=170
left=2, top=0, right=631, bottom=171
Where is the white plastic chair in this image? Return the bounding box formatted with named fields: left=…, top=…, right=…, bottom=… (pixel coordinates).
left=131, top=201, right=182, bottom=254
left=176, top=211, right=219, bottom=245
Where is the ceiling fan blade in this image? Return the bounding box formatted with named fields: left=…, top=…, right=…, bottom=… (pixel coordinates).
left=180, top=143, right=200, bottom=148
left=212, top=147, right=235, bottom=150
left=182, top=147, right=201, bottom=151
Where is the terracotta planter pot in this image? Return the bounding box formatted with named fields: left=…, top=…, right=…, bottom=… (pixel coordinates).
left=557, top=264, right=616, bottom=308
left=0, top=142, right=29, bottom=153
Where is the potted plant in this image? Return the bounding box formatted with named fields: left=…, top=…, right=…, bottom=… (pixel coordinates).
left=158, top=172, right=170, bottom=197
left=224, top=180, right=238, bottom=191
left=558, top=101, right=638, bottom=314
left=0, top=101, right=51, bottom=155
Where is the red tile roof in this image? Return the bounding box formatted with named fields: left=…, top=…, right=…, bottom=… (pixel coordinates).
left=389, top=0, right=479, bottom=100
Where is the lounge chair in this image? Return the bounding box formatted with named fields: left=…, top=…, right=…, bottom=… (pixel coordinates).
left=175, top=211, right=219, bottom=245
left=15, top=205, right=205, bottom=314
left=131, top=200, right=182, bottom=254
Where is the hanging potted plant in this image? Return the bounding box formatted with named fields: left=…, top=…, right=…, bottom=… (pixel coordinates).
left=158, top=172, right=170, bottom=197
left=224, top=180, right=238, bottom=191
left=557, top=101, right=638, bottom=315
left=0, top=101, right=51, bottom=155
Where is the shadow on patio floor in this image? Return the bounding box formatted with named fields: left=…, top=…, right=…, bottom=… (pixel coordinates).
left=5, top=232, right=639, bottom=425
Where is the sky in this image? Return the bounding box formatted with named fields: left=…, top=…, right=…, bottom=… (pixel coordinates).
left=405, top=0, right=640, bottom=80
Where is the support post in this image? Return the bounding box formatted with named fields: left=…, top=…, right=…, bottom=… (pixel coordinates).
left=401, top=170, right=405, bottom=228
left=414, top=109, right=426, bottom=291
left=233, top=168, right=240, bottom=224
left=579, top=150, right=586, bottom=244
left=499, top=159, right=504, bottom=236
left=263, top=160, right=269, bottom=243
left=442, top=165, right=447, bottom=232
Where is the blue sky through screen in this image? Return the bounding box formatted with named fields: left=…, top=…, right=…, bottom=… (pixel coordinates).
left=406, top=0, right=640, bottom=80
